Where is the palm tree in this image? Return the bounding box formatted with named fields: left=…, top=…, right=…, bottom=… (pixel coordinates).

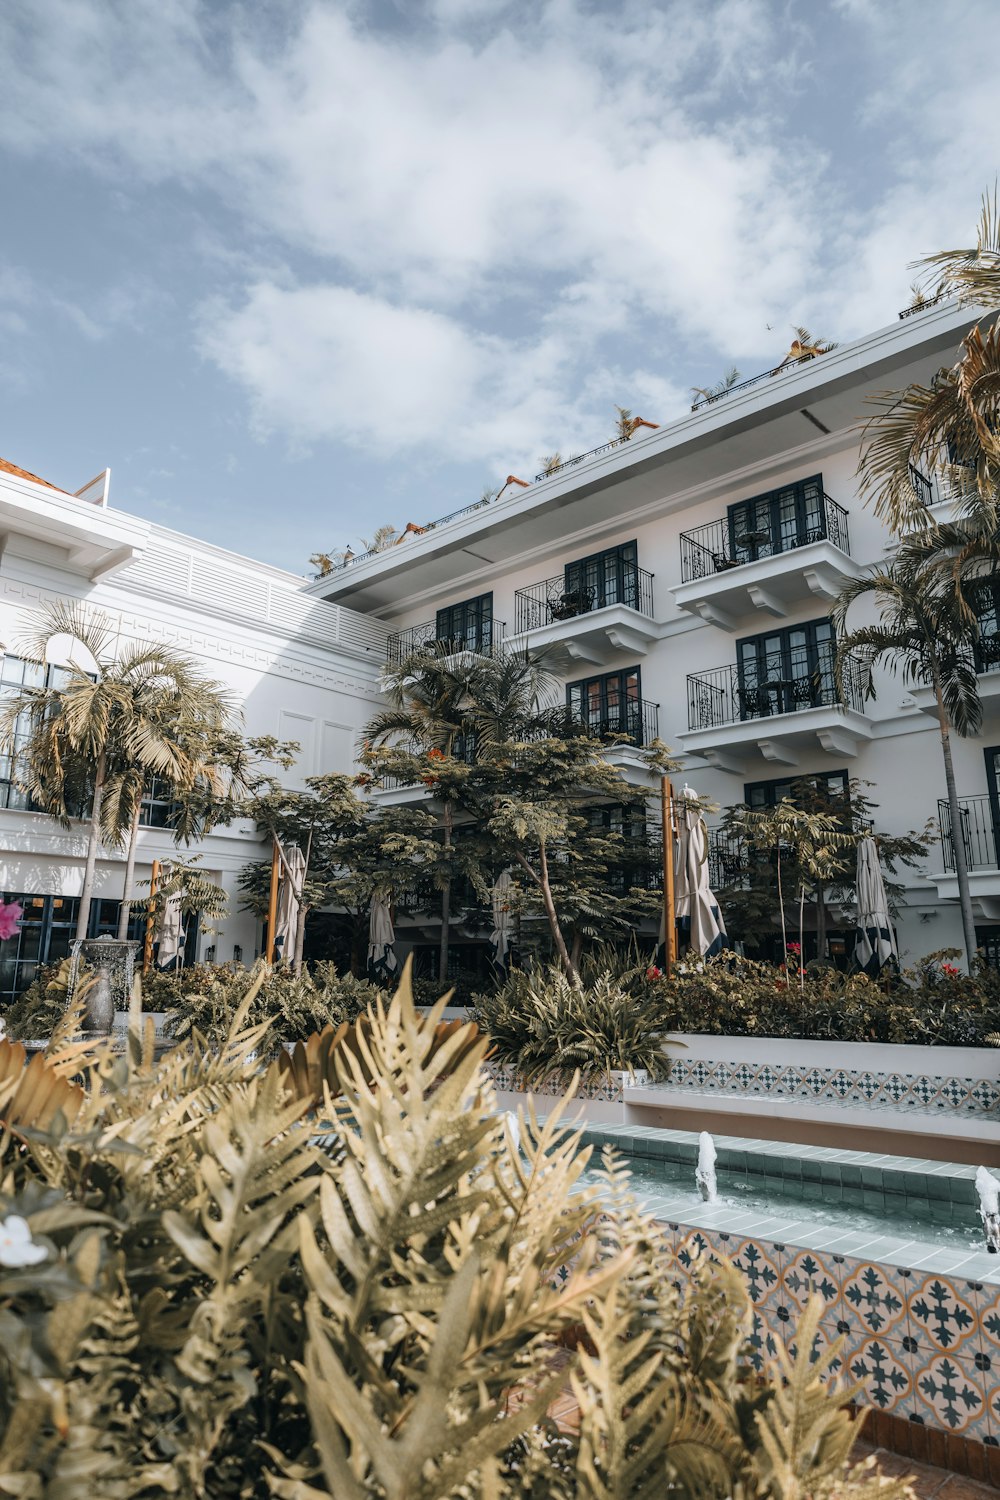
left=1, top=604, right=231, bottom=940
left=833, top=542, right=987, bottom=964
left=857, top=188, right=1000, bottom=536
left=773, top=327, right=837, bottom=372
left=366, top=644, right=478, bottom=981
left=366, top=645, right=560, bottom=980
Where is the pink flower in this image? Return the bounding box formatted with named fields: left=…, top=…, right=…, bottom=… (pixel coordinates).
left=646, top=965, right=662, bottom=980
left=941, top=962, right=961, bottom=979
left=0, top=902, right=23, bottom=941
left=786, top=942, right=801, bottom=954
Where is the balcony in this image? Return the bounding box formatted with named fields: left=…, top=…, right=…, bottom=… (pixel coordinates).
left=672, top=492, right=861, bottom=632
left=678, top=658, right=872, bottom=774
left=928, top=794, right=1000, bottom=912
left=909, top=632, right=1000, bottom=718
left=510, top=566, right=657, bottom=664
left=386, top=619, right=506, bottom=666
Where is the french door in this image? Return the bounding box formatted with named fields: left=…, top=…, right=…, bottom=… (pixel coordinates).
left=435, top=593, right=493, bottom=652
left=727, top=475, right=825, bottom=564
left=736, top=619, right=836, bottom=720
left=564, top=541, right=639, bottom=612
left=567, top=667, right=642, bottom=738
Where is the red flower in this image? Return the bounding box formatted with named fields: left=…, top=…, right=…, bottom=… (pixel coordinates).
left=646, top=965, right=662, bottom=980
left=786, top=941, right=801, bottom=954
left=427, top=748, right=446, bottom=761
left=0, top=901, right=23, bottom=942
left=941, top=962, right=961, bottom=979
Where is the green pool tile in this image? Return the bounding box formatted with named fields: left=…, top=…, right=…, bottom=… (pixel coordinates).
left=860, top=1167, right=883, bottom=1189
left=950, top=1178, right=977, bottom=1203
left=842, top=1187, right=864, bottom=1208
left=926, top=1178, right=951, bottom=1201
left=862, top=1191, right=886, bottom=1213
left=800, top=1181, right=825, bottom=1203
left=842, top=1165, right=863, bottom=1187
left=821, top=1163, right=842, bottom=1185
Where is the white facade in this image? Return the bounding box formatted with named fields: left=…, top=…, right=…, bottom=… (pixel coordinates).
left=0, top=460, right=386, bottom=993
left=314, top=299, right=998, bottom=968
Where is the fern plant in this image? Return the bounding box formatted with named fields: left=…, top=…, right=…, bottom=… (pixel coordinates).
left=0, top=961, right=913, bottom=1499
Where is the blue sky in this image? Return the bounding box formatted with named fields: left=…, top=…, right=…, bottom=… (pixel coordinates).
left=1, top=0, right=998, bottom=575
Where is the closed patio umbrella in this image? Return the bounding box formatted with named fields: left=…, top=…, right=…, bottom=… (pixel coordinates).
left=490, top=869, right=514, bottom=970
left=852, top=836, right=897, bottom=976
left=273, top=841, right=306, bottom=962
left=155, top=867, right=184, bottom=971
left=368, top=894, right=399, bottom=981
left=674, top=784, right=728, bottom=959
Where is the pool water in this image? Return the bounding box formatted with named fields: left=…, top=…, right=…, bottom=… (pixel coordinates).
left=581, top=1151, right=986, bottom=1250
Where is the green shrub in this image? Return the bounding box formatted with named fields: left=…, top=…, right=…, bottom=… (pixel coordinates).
left=472, top=964, right=676, bottom=1083
left=656, top=949, right=1000, bottom=1046
left=165, top=958, right=387, bottom=1051
left=1, top=959, right=76, bottom=1042
left=0, top=965, right=907, bottom=1499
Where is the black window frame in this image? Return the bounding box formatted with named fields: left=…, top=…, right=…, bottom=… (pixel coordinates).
left=435, top=593, right=494, bottom=653
left=735, top=617, right=837, bottom=720
left=0, top=654, right=91, bottom=814
left=563, top=540, right=640, bottom=612
left=969, top=580, right=1000, bottom=671
left=743, top=769, right=850, bottom=811
left=566, top=666, right=643, bottom=740
left=726, top=474, right=826, bottom=564
left=0, top=891, right=198, bottom=1009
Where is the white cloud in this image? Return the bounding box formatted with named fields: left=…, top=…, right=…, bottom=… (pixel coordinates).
left=200, top=277, right=686, bottom=467
left=2, top=0, right=999, bottom=468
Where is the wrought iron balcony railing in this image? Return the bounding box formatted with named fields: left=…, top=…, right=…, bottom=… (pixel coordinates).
left=514, top=565, right=654, bottom=633
left=689, top=352, right=818, bottom=413
left=679, top=495, right=849, bottom=583
left=686, top=655, right=864, bottom=732
left=386, top=620, right=506, bottom=665
left=937, top=795, right=1000, bottom=872
left=567, top=698, right=660, bottom=747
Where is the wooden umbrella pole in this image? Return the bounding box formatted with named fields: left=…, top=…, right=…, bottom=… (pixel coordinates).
left=265, top=838, right=280, bottom=964
left=143, top=859, right=161, bottom=974
left=661, top=777, right=677, bottom=979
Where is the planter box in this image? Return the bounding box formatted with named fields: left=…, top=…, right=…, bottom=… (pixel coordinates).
left=665, top=1033, right=999, bottom=1114
left=486, top=1063, right=649, bottom=1125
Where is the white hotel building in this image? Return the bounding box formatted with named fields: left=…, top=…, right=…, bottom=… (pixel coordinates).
left=0, top=298, right=997, bottom=998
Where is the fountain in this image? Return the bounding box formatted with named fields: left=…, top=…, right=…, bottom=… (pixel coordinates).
left=68, top=936, right=141, bottom=1036
left=695, top=1130, right=718, bottom=1203
left=975, top=1165, right=1000, bottom=1253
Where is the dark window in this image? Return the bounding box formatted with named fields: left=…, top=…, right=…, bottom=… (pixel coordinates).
left=735, top=618, right=837, bottom=720
left=970, top=580, right=1000, bottom=671
left=435, top=594, right=494, bottom=653
left=0, top=893, right=199, bottom=1010
left=567, top=667, right=643, bottom=739
left=977, top=926, right=1000, bottom=969
left=0, top=655, right=86, bottom=813
left=563, top=541, right=639, bottom=612
left=139, top=774, right=181, bottom=829
left=727, top=475, right=826, bottom=563
left=744, top=769, right=849, bottom=810
left=586, top=803, right=652, bottom=894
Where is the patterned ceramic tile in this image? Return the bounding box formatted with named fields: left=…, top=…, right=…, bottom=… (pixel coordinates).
left=912, top=1351, right=987, bottom=1436
left=660, top=1056, right=1000, bottom=1115
left=781, top=1249, right=840, bottom=1325
left=975, top=1283, right=1000, bottom=1356
left=786, top=1317, right=847, bottom=1375
left=847, top=1337, right=911, bottom=1412
left=842, top=1262, right=907, bottom=1341
left=746, top=1305, right=782, bottom=1375
left=730, top=1238, right=782, bottom=1308
left=675, top=1228, right=715, bottom=1272
left=908, top=1274, right=978, bottom=1354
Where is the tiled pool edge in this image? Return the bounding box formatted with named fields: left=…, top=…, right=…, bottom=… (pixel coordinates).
left=572, top=1121, right=1000, bottom=1448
